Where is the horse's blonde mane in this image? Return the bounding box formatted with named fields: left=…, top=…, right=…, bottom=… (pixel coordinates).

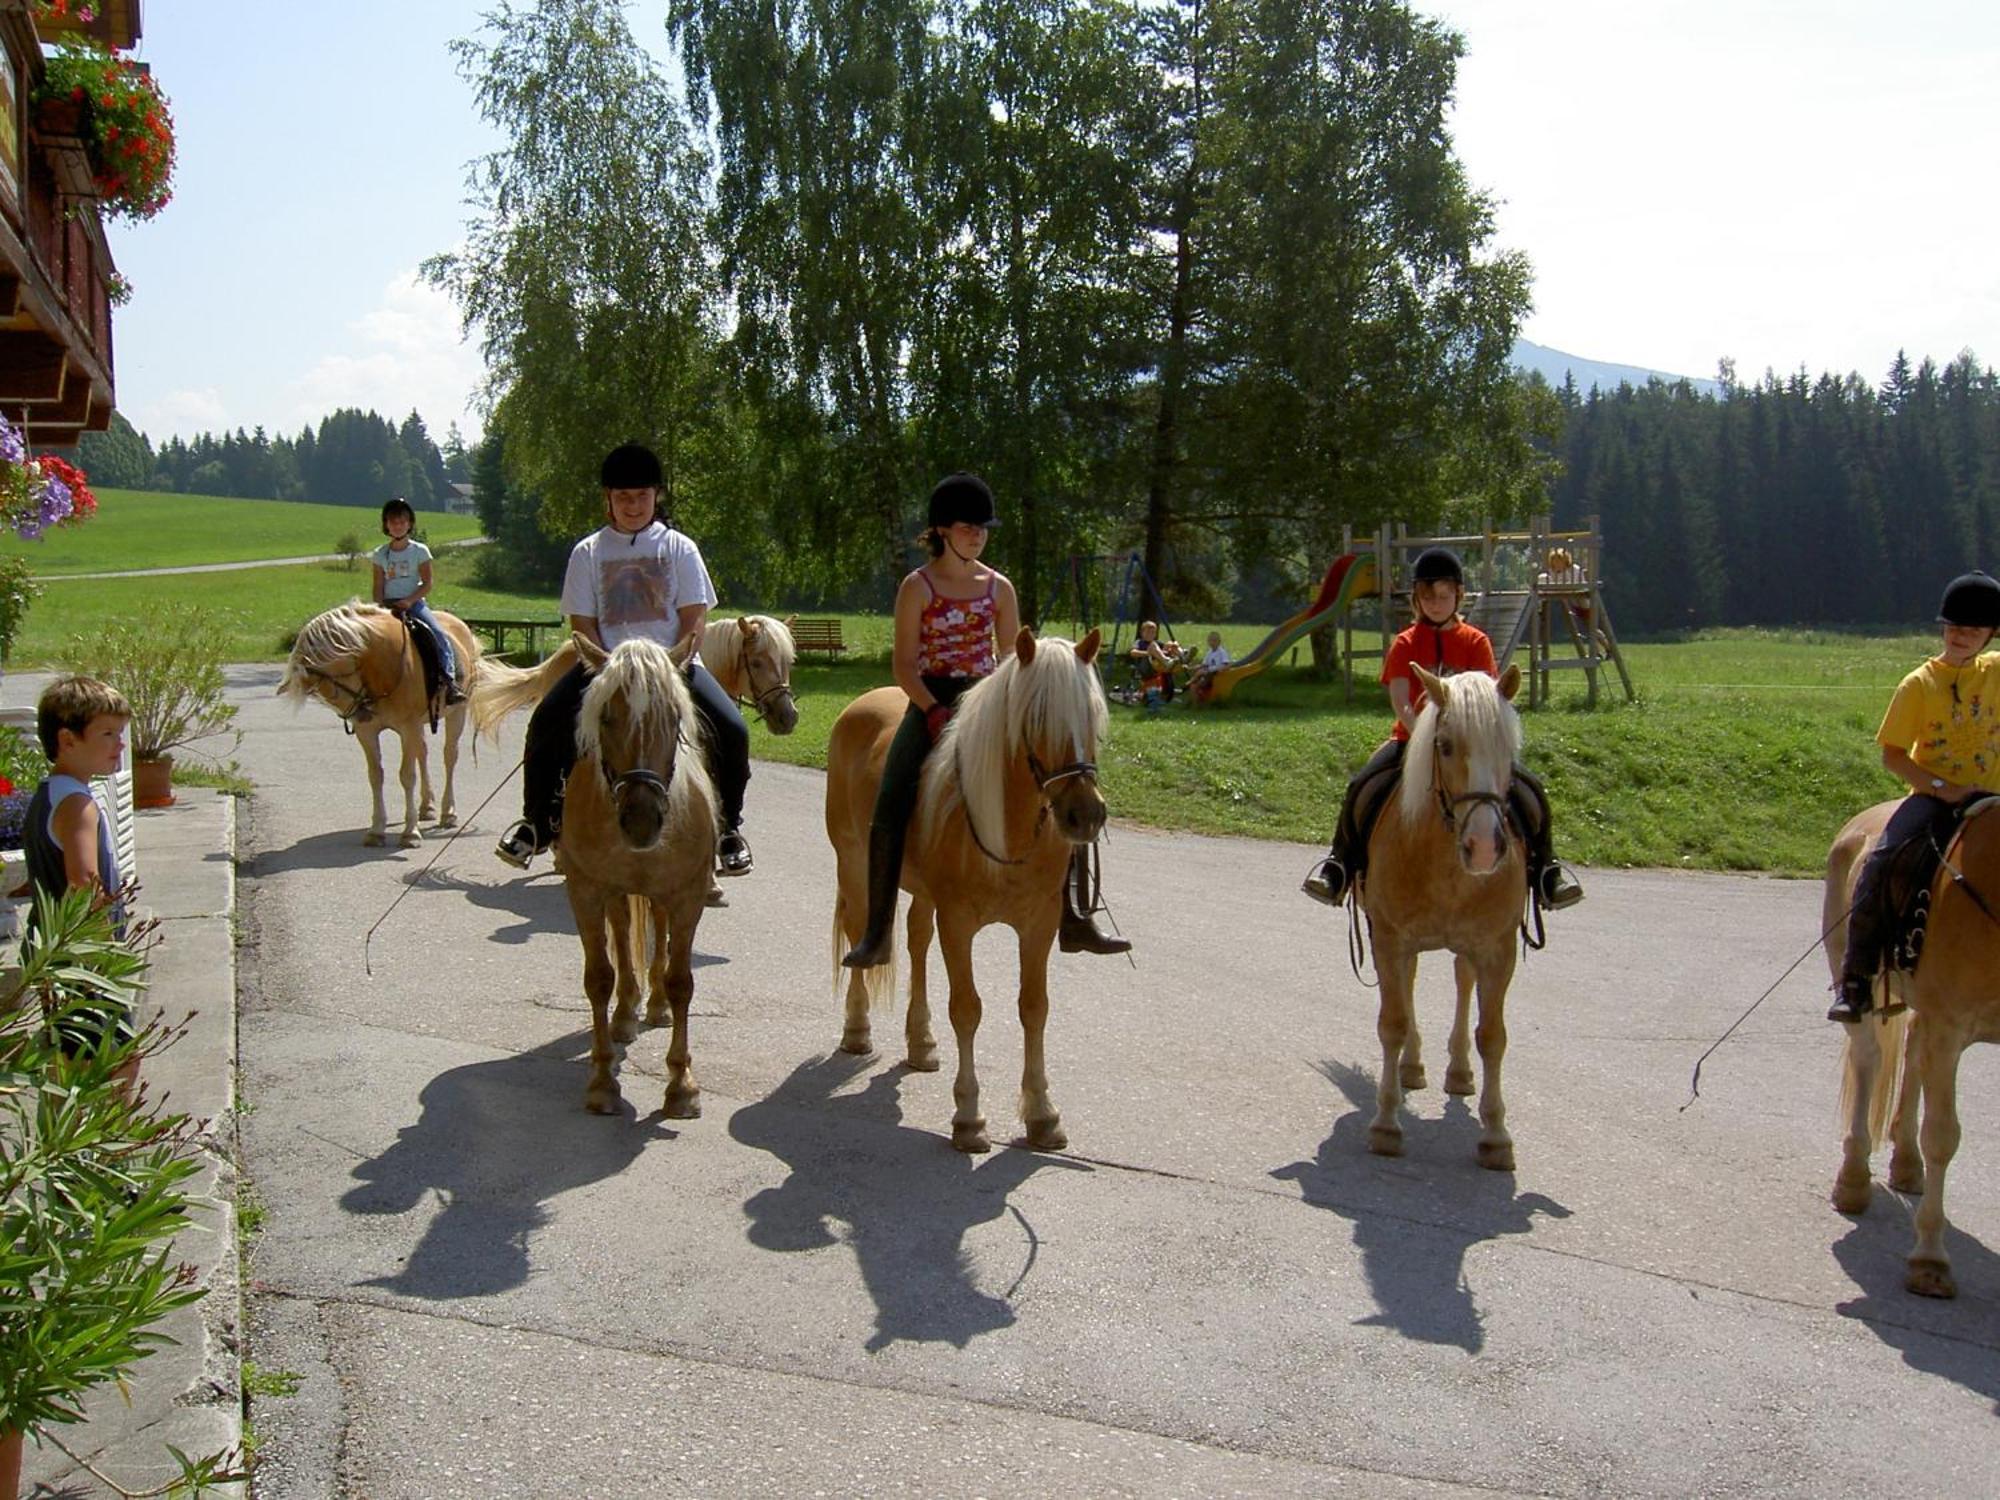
left=919, top=637, right=1109, bottom=851
left=1399, top=671, right=1521, bottom=823
left=278, top=601, right=390, bottom=703
left=578, top=639, right=713, bottom=827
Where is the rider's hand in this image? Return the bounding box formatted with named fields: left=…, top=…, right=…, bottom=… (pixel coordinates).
left=924, top=702, right=953, bottom=742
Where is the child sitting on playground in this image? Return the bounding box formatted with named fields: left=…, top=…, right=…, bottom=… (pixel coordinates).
left=1128, top=620, right=1186, bottom=708
left=1302, top=546, right=1583, bottom=913
left=1825, top=570, right=2000, bottom=1022
left=1188, top=631, right=1232, bottom=699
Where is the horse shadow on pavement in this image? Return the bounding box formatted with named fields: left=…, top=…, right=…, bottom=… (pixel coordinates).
left=1270, top=1059, right=1571, bottom=1353
left=250, top=828, right=414, bottom=876
left=1832, top=1209, right=2000, bottom=1412
left=730, top=1051, right=1091, bottom=1352
left=338, top=1028, right=673, bottom=1299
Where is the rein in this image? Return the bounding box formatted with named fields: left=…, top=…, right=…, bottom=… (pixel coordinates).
left=952, top=741, right=1099, bottom=866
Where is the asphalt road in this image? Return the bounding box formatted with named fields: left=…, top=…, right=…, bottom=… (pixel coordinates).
left=226, top=663, right=2000, bottom=1498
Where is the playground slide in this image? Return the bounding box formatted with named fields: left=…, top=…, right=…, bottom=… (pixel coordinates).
left=1203, top=552, right=1376, bottom=704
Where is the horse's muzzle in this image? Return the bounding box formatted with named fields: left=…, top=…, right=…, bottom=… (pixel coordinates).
left=1053, top=785, right=1107, bottom=845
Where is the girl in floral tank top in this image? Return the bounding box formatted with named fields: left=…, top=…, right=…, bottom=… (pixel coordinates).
left=842, top=472, right=1131, bottom=967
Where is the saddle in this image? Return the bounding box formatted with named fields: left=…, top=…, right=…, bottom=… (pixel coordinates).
left=1877, top=793, right=2000, bottom=972
left=402, top=614, right=455, bottom=728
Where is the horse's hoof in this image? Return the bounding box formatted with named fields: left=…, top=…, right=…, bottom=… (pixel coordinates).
left=952, top=1121, right=991, bottom=1154
left=1024, top=1118, right=1067, bottom=1152
left=663, top=1087, right=701, bottom=1120
left=584, top=1087, right=620, bottom=1115
left=1367, top=1124, right=1404, bottom=1157
left=1443, top=1068, right=1476, bottom=1096
left=1831, top=1176, right=1873, bottom=1216
left=611, top=1015, right=639, bottom=1045
left=434, top=814, right=457, bottom=830
left=1907, top=1257, right=1957, bottom=1299
left=363, top=831, right=385, bottom=847
left=645, top=1007, right=669, bottom=1029
left=1399, top=1063, right=1427, bottom=1092
left=1888, top=1156, right=1925, bottom=1195
left=1477, top=1139, right=1516, bottom=1172
left=399, top=831, right=423, bottom=849
left=904, top=1045, right=940, bottom=1073
left=838, top=1033, right=874, bottom=1057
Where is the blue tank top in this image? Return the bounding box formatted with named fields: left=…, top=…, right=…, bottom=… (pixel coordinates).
left=24, top=773, right=124, bottom=937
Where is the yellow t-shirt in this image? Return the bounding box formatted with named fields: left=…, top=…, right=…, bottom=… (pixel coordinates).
left=1876, top=652, right=2000, bottom=791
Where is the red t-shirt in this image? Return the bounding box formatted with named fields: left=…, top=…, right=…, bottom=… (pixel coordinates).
left=1382, top=619, right=1497, bottom=741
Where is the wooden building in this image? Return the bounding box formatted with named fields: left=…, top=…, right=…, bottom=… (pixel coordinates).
left=0, top=0, right=144, bottom=446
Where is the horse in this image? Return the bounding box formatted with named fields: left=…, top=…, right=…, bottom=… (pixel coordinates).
left=825, top=627, right=1108, bottom=1153
left=1359, top=663, right=1528, bottom=1169
left=1830, top=796, right=2000, bottom=1298
left=473, top=633, right=717, bottom=1116
left=278, top=602, right=480, bottom=848
left=701, top=614, right=800, bottom=735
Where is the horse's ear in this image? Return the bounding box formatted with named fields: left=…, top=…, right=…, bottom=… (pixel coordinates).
left=1497, top=664, right=1521, bottom=701
left=574, top=632, right=609, bottom=672
left=669, top=634, right=700, bottom=668
left=1412, top=663, right=1446, bottom=708
left=782, top=613, right=797, bottom=631
left=740, top=616, right=761, bottom=643
left=1076, top=628, right=1102, bottom=665
left=1015, top=626, right=1037, bottom=664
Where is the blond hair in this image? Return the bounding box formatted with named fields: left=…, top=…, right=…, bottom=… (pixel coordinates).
left=37, top=675, right=130, bottom=759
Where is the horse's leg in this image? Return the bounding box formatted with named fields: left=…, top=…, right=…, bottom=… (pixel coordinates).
left=1016, top=914, right=1066, bottom=1151
left=1886, top=1014, right=1924, bottom=1194
left=415, top=722, right=437, bottom=824
left=836, top=844, right=876, bottom=1056
left=359, top=727, right=388, bottom=845
left=904, top=896, right=939, bottom=1071
left=567, top=884, right=620, bottom=1114
left=607, top=893, right=642, bottom=1045
left=644, top=896, right=671, bottom=1027
left=395, top=726, right=423, bottom=848
left=1832, top=1016, right=1883, bottom=1214
left=939, top=909, right=989, bottom=1153
left=435, top=705, right=464, bottom=828
left=1369, top=940, right=1417, bottom=1156
left=1472, top=943, right=1518, bottom=1171
left=659, top=893, right=702, bottom=1119
left=1443, top=952, right=1477, bottom=1095
left=1907, top=1021, right=1965, bottom=1298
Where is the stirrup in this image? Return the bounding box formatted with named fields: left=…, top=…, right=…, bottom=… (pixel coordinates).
left=1826, top=977, right=1875, bottom=1024
left=716, top=830, right=753, bottom=876
left=1539, top=862, right=1584, bottom=911
left=1303, top=856, right=1348, bottom=908
left=495, top=820, right=542, bottom=870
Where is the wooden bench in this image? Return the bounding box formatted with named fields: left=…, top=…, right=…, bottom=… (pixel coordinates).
left=790, top=617, right=845, bottom=659
left=459, top=617, right=565, bottom=658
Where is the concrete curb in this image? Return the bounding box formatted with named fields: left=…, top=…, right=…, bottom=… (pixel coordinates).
left=21, top=791, right=244, bottom=1499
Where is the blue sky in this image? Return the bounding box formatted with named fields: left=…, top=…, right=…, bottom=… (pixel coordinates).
left=105, top=1, right=2000, bottom=446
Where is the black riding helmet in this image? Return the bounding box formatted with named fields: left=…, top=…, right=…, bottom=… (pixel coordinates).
left=600, top=443, right=664, bottom=489
left=1938, top=571, right=2000, bottom=629
left=928, top=472, right=1000, bottom=531
left=1411, top=546, right=1465, bottom=586
left=380, top=496, right=415, bottom=531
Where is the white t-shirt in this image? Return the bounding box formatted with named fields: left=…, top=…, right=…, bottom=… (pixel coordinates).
left=559, top=522, right=718, bottom=648
left=372, top=539, right=432, bottom=600
left=1202, top=645, right=1230, bottom=670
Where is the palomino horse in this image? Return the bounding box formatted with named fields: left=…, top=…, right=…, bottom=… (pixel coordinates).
left=1361, top=663, right=1527, bottom=1169
left=278, top=602, right=480, bottom=847
left=474, top=634, right=717, bottom=1115
left=701, top=614, right=800, bottom=735
left=826, top=628, right=1108, bottom=1153
left=1830, top=796, right=2000, bottom=1298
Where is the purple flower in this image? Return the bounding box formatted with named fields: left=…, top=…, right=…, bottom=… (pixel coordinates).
left=0, top=415, right=22, bottom=468
left=14, top=518, right=40, bottom=541
left=0, top=788, right=30, bottom=851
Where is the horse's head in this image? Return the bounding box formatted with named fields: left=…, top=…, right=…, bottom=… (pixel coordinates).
left=278, top=603, right=388, bottom=718
left=1401, top=663, right=1522, bottom=877
left=1013, top=628, right=1110, bottom=843
left=576, top=633, right=704, bottom=851
left=740, top=615, right=800, bottom=735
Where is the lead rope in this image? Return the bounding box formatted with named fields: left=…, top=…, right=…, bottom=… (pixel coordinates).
left=362, top=758, right=523, bottom=977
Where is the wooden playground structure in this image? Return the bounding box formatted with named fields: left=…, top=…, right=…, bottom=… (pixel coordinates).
left=1335, top=515, right=1634, bottom=709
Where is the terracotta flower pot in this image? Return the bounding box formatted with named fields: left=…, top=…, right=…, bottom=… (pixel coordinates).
left=0, top=1426, right=22, bottom=1500
left=132, top=754, right=174, bottom=808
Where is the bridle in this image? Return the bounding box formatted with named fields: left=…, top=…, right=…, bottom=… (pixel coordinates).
left=1427, top=711, right=1516, bottom=851
left=732, top=645, right=796, bottom=725
left=304, top=630, right=411, bottom=735
left=956, top=739, right=1100, bottom=866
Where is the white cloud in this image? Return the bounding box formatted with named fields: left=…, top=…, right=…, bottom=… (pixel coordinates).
left=127, top=385, right=230, bottom=439
left=282, top=271, right=487, bottom=440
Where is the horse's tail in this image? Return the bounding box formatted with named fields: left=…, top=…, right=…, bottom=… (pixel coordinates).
left=470, top=639, right=579, bottom=741
left=1839, top=1008, right=1908, bottom=1151
left=829, top=889, right=898, bottom=1009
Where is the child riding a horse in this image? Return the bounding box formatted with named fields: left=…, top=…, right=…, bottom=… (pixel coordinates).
left=1302, top=545, right=1583, bottom=913
left=373, top=497, right=466, bottom=706
left=495, top=443, right=754, bottom=879
left=840, top=471, right=1129, bottom=968
left=1826, top=570, right=2000, bottom=1022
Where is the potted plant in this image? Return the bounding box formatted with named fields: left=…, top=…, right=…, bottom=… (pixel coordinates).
left=66, top=608, right=238, bottom=808
left=0, top=889, right=243, bottom=1499
left=32, top=39, right=175, bottom=223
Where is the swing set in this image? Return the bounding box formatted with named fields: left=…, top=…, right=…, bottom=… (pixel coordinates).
left=1065, top=553, right=1186, bottom=704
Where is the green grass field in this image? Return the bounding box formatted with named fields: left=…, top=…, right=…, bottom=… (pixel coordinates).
left=0, top=500, right=1924, bottom=874
left=0, top=488, right=483, bottom=574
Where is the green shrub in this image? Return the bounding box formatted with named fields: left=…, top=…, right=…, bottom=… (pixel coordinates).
left=65, top=606, right=240, bottom=763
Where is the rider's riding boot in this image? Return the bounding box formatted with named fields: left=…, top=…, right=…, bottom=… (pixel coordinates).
left=444, top=676, right=468, bottom=706
left=842, top=824, right=902, bottom=969
left=1059, top=846, right=1131, bottom=955
left=1826, top=971, right=1876, bottom=1024
left=1303, top=847, right=1349, bottom=907
left=1513, top=775, right=1583, bottom=910
left=1538, top=861, right=1584, bottom=910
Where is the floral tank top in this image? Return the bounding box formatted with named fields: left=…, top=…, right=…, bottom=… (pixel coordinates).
left=915, top=570, right=998, bottom=678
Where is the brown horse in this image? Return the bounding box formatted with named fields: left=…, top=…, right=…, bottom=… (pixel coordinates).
left=701, top=614, right=800, bottom=735
left=1360, top=664, right=1528, bottom=1169
left=825, top=628, right=1108, bottom=1153
left=474, top=634, right=717, bottom=1115
left=1830, top=797, right=2000, bottom=1298
left=278, top=602, right=479, bottom=847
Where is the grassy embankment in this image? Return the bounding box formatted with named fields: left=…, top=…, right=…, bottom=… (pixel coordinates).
left=4, top=494, right=1914, bottom=872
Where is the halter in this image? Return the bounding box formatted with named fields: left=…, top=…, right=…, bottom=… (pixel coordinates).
left=954, top=741, right=1100, bottom=866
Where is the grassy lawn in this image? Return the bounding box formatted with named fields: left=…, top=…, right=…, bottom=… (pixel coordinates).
left=1, top=488, right=483, bottom=574
left=4, top=534, right=1922, bottom=875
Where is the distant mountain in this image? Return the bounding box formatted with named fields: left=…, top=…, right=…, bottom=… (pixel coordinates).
left=1511, top=338, right=1721, bottom=398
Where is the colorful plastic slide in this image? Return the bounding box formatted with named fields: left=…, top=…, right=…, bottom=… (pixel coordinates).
left=1200, top=552, right=1377, bottom=704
